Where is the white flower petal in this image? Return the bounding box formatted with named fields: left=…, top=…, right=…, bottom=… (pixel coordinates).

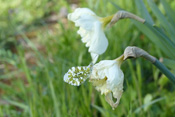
left=105, top=91, right=123, bottom=110
left=82, top=34, right=90, bottom=43
left=75, top=15, right=97, bottom=30
left=106, top=62, right=124, bottom=90
left=68, top=8, right=109, bottom=63
left=90, top=59, right=124, bottom=109
left=77, top=27, right=87, bottom=37
left=88, top=21, right=108, bottom=55
left=68, top=8, right=96, bottom=22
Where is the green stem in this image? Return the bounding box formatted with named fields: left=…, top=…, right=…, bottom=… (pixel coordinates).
left=153, top=59, right=175, bottom=84
left=124, top=46, right=175, bottom=84
left=101, top=15, right=114, bottom=28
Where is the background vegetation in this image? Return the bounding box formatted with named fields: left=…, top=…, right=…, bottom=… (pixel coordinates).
left=0, top=0, right=175, bottom=116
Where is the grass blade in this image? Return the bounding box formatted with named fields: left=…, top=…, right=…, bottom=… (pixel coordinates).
left=134, top=97, right=165, bottom=113
left=135, top=0, right=154, bottom=24
left=133, top=21, right=175, bottom=58
left=147, top=0, right=175, bottom=43
left=5, top=99, right=29, bottom=112
left=162, top=58, right=175, bottom=71
left=160, top=0, right=175, bottom=29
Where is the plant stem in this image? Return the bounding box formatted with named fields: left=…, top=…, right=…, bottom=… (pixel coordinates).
left=153, top=59, right=175, bottom=84
left=124, top=46, right=175, bottom=84
left=109, top=10, right=145, bottom=27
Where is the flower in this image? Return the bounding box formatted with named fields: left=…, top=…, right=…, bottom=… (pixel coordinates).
left=89, top=56, right=124, bottom=109
left=68, top=8, right=112, bottom=63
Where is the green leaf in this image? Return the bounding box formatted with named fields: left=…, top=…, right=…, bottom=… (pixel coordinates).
left=112, top=0, right=175, bottom=58
left=147, top=0, right=175, bottom=43
left=133, top=21, right=175, bottom=58
left=135, top=0, right=154, bottom=24
left=91, top=104, right=116, bottom=117
left=5, top=99, right=29, bottom=111
left=162, top=58, right=175, bottom=71
left=91, top=104, right=106, bottom=116
left=158, top=75, right=169, bottom=87
left=160, top=0, right=175, bottom=29
left=134, top=97, right=165, bottom=113
left=109, top=1, right=123, bottom=10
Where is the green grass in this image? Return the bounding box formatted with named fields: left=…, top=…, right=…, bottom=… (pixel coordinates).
left=0, top=0, right=175, bottom=116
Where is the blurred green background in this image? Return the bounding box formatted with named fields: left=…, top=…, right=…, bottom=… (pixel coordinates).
left=0, top=0, right=175, bottom=116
